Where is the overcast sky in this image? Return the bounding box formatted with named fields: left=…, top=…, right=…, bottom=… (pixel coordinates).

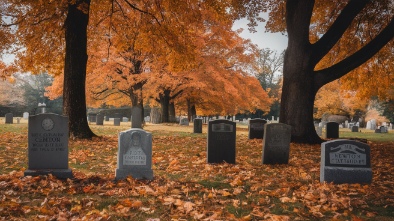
left=232, top=17, right=288, bottom=53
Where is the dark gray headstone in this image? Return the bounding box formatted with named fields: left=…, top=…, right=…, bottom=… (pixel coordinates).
left=24, top=113, right=72, bottom=179
left=180, top=118, right=189, bottom=126
left=193, top=118, right=203, bottom=133
left=5, top=113, right=13, bottom=124
left=115, top=128, right=153, bottom=180
left=380, top=126, right=387, bottom=133
left=88, top=114, right=97, bottom=123
left=326, top=122, right=339, bottom=139
left=262, top=123, right=291, bottom=164
left=351, top=125, right=359, bottom=132
left=114, top=118, right=121, bottom=126
left=248, top=119, right=267, bottom=139
left=96, top=114, right=104, bottom=125
left=320, top=139, right=372, bottom=184
left=105, top=115, right=109, bottom=121
left=207, top=120, right=236, bottom=164
left=374, top=129, right=381, bottom=133
left=131, top=106, right=142, bottom=128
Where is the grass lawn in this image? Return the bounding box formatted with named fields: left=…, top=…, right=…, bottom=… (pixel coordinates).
left=0, top=118, right=393, bottom=220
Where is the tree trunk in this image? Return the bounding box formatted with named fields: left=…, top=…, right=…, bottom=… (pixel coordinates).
left=63, top=0, right=95, bottom=139
left=159, top=90, right=170, bottom=123
left=169, top=102, right=176, bottom=123
left=150, top=107, right=161, bottom=124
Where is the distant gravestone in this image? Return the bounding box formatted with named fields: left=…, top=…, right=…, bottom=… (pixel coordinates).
left=105, top=115, right=109, bottom=121
left=114, top=118, right=121, bottom=126
left=122, top=117, right=129, bottom=122
left=370, top=119, right=377, bottom=130
left=207, top=120, right=236, bottom=164
left=179, top=118, right=189, bottom=126
left=23, top=112, right=29, bottom=119
left=351, top=125, right=359, bottom=132
left=248, top=119, right=267, bottom=139
left=24, top=113, right=72, bottom=179
left=115, top=128, right=153, bottom=180
left=366, top=121, right=372, bottom=130
left=326, top=122, right=339, bottom=139
left=96, top=114, right=104, bottom=125
left=193, top=118, right=203, bottom=133
left=320, top=139, right=372, bottom=184
left=380, top=126, right=387, bottom=133
left=5, top=113, right=13, bottom=124
left=262, top=123, right=291, bottom=164
left=88, top=114, right=97, bottom=123
left=131, top=106, right=142, bottom=128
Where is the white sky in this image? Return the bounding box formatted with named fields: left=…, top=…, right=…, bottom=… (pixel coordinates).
left=232, top=17, right=288, bottom=52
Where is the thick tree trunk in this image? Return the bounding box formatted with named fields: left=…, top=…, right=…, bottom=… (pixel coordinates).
left=159, top=90, right=170, bottom=123
left=187, top=99, right=196, bottom=122
left=63, top=0, right=95, bottom=139
left=169, top=102, right=176, bottom=123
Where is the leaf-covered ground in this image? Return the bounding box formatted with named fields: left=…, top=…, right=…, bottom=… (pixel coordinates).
left=0, top=123, right=393, bottom=220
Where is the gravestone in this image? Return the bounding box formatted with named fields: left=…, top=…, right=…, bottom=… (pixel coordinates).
left=326, top=122, right=339, bottom=139
left=114, top=118, right=121, bottom=126
left=96, top=113, right=104, bottom=125
left=115, top=128, right=153, bottom=180
left=131, top=106, right=142, bottom=128
left=370, top=119, right=377, bottom=130
left=320, top=139, right=372, bottom=184
left=262, top=123, right=291, bottom=164
left=366, top=121, right=371, bottom=130
left=380, top=126, right=387, bottom=133
left=351, top=125, right=359, bottom=132
left=88, top=114, right=97, bottom=123
left=193, top=118, right=203, bottom=133
left=5, top=113, right=13, bottom=124
left=248, top=118, right=267, bottom=139
left=24, top=113, right=72, bottom=179
left=23, top=112, right=29, bottom=119
left=179, top=118, right=189, bottom=126
left=105, top=115, right=109, bottom=121
left=374, top=129, right=381, bottom=133
left=122, top=117, right=129, bottom=122
left=207, top=120, right=236, bottom=164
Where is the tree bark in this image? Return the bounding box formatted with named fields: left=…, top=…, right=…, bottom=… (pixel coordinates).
left=159, top=90, right=170, bottom=123
left=63, top=0, right=95, bottom=139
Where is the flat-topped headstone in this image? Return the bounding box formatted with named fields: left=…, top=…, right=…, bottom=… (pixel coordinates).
left=326, top=122, right=339, bottom=139
left=114, top=118, right=121, bottom=126
left=5, top=113, right=13, bottom=124
left=23, top=112, right=29, bottom=119
left=179, top=118, right=189, bottom=126
left=207, top=120, right=236, bottom=164
left=88, top=114, right=97, bottom=123
left=115, top=128, right=153, bottom=180
left=122, top=117, right=129, bottom=122
left=262, top=123, right=291, bottom=164
left=131, top=106, right=142, bottom=128
left=320, top=139, right=372, bottom=184
left=24, top=113, right=72, bottom=179
left=374, top=129, right=381, bottom=133
left=105, top=115, right=109, bottom=121
left=248, top=119, right=267, bottom=139
left=351, top=125, right=359, bottom=132
left=96, top=113, right=104, bottom=125
left=193, top=118, right=203, bottom=133
left=380, top=126, right=387, bottom=133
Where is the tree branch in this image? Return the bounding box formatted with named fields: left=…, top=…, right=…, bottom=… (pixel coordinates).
left=312, top=0, right=369, bottom=64
left=314, top=17, right=394, bottom=90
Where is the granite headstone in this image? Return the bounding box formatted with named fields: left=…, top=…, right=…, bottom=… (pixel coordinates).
left=326, top=122, right=339, bottom=139
left=115, top=128, right=153, bottom=180
left=207, top=120, right=236, bottom=164
left=96, top=113, right=104, bottom=125
left=5, top=113, right=13, bottom=124
left=320, top=139, right=372, bottom=184
left=24, top=113, right=72, bottom=179
left=114, top=118, right=121, bottom=126
left=351, top=125, right=359, bottom=132
left=262, top=123, right=291, bottom=164
left=194, top=118, right=203, bottom=133
left=248, top=118, right=267, bottom=139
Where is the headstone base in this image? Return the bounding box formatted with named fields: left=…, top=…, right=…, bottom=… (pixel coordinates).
left=24, top=169, right=73, bottom=179
left=115, top=168, right=153, bottom=180
left=321, top=167, right=372, bottom=184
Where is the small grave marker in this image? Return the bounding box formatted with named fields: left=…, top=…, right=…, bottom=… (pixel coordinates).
left=96, top=113, right=104, bottom=125
left=262, top=123, right=291, bottom=164
left=207, top=120, right=236, bottom=164
left=179, top=118, right=189, bottom=126
left=24, top=113, right=72, bottom=179
left=351, top=125, right=359, bottom=132
left=194, top=118, right=203, bottom=133
left=248, top=118, right=267, bottom=139
left=114, top=118, right=121, bottom=126
left=320, top=139, right=372, bottom=184
left=5, top=113, right=13, bottom=124
left=115, top=128, right=153, bottom=180
left=326, top=122, right=339, bottom=139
